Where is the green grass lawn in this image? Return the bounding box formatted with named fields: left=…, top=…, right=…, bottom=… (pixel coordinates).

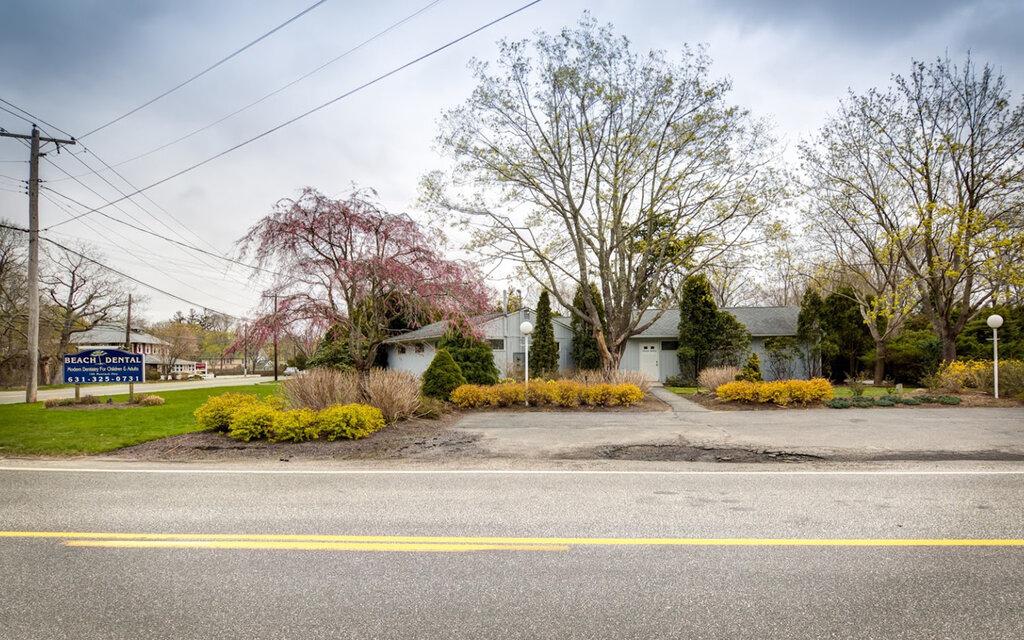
left=666, top=386, right=700, bottom=396
left=0, top=384, right=279, bottom=456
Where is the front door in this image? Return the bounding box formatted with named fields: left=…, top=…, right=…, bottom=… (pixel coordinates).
left=638, top=342, right=660, bottom=381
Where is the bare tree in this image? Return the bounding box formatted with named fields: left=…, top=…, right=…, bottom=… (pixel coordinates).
left=41, top=243, right=130, bottom=383
left=801, top=56, right=1024, bottom=362
left=424, top=16, right=780, bottom=369
left=150, top=321, right=199, bottom=378
left=0, top=223, right=28, bottom=384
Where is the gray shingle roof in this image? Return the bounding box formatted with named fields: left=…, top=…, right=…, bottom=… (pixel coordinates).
left=382, top=312, right=506, bottom=344
left=634, top=306, right=800, bottom=338
left=71, top=325, right=168, bottom=346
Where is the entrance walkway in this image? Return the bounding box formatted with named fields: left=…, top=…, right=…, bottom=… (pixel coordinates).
left=649, top=386, right=711, bottom=413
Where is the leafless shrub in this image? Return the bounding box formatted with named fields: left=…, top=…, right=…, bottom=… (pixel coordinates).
left=281, top=368, right=359, bottom=410
left=697, top=366, right=740, bottom=393
left=363, top=368, right=421, bottom=423
left=569, top=369, right=652, bottom=394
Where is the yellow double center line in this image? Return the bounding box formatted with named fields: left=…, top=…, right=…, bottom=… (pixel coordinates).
left=2, top=531, right=1024, bottom=553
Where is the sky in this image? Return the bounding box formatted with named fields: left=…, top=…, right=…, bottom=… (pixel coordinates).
left=1, top=0, right=1021, bottom=322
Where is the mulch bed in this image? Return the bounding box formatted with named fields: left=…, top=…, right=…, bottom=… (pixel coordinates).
left=113, top=412, right=483, bottom=462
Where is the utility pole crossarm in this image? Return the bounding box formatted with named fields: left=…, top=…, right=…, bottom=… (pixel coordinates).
left=0, top=129, right=76, bottom=145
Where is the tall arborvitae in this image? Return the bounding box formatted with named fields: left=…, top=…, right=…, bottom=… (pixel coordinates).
left=530, top=291, right=558, bottom=377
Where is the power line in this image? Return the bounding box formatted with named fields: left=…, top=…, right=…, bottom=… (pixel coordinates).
left=0, top=97, right=229, bottom=260
left=0, top=222, right=240, bottom=318
left=49, top=0, right=446, bottom=179
left=43, top=0, right=544, bottom=229
left=42, top=186, right=284, bottom=278
left=78, top=0, right=331, bottom=140
left=41, top=191, right=260, bottom=306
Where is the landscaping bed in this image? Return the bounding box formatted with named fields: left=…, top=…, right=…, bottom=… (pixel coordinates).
left=0, top=384, right=280, bottom=455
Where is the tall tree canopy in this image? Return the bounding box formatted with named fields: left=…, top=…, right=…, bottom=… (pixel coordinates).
left=238, top=187, right=491, bottom=373
left=801, top=56, right=1024, bottom=362
left=426, top=15, right=780, bottom=369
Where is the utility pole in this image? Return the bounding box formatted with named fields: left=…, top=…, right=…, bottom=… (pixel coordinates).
left=0, top=125, right=76, bottom=403
left=272, top=294, right=279, bottom=382
left=124, top=294, right=134, bottom=401
left=261, top=293, right=280, bottom=381
left=242, top=322, right=248, bottom=378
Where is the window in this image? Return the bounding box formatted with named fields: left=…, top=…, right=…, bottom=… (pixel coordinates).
left=488, top=339, right=504, bottom=350
left=661, top=341, right=679, bottom=351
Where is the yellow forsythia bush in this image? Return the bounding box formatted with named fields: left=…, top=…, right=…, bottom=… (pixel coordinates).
left=451, top=380, right=645, bottom=408
left=716, top=378, right=833, bottom=406
left=195, top=392, right=385, bottom=442
left=932, top=360, right=988, bottom=392
left=193, top=392, right=285, bottom=431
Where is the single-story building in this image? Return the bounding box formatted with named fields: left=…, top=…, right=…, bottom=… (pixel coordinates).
left=383, top=308, right=573, bottom=378
left=70, top=325, right=201, bottom=378
left=384, top=306, right=808, bottom=382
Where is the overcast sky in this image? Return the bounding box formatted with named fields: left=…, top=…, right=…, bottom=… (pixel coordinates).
left=1, top=0, right=1021, bottom=321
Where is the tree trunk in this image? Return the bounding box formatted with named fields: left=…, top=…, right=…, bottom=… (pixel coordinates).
left=872, top=341, right=886, bottom=385
left=940, top=335, right=957, bottom=364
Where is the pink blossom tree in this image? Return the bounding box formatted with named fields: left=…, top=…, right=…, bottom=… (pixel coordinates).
left=236, top=187, right=491, bottom=373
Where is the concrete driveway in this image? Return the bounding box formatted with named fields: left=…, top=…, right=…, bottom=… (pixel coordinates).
left=453, top=400, right=1024, bottom=460
left=0, top=375, right=276, bottom=405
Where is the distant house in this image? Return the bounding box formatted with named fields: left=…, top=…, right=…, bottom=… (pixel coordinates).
left=383, top=308, right=573, bottom=378
left=622, top=307, right=807, bottom=382
left=70, top=325, right=200, bottom=378
left=383, top=306, right=808, bottom=382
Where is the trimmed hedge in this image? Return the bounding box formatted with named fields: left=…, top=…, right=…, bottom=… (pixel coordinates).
left=716, top=378, right=833, bottom=406
left=451, top=380, right=645, bottom=409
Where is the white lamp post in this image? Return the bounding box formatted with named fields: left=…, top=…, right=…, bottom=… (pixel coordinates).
left=987, top=314, right=1003, bottom=399
left=520, top=320, right=533, bottom=406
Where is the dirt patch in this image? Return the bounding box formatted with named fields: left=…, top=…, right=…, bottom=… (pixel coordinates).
left=580, top=443, right=824, bottom=463
left=113, top=412, right=486, bottom=462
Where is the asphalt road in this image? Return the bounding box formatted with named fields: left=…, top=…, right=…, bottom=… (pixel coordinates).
left=0, top=375, right=275, bottom=404
left=1, top=463, right=1022, bottom=639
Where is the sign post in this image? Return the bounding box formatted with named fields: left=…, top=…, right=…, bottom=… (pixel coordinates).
left=62, top=349, right=145, bottom=391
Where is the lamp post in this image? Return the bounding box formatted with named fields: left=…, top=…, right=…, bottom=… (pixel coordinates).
left=520, top=320, right=533, bottom=406
left=987, top=314, right=1003, bottom=399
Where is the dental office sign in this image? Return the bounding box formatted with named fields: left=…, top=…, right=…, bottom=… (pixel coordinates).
left=62, top=349, right=144, bottom=384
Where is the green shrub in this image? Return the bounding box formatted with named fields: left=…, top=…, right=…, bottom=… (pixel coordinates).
left=826, top=398, right=852, bottom=409
left=438, top=330, right=499, bottom=385
left=874, top=397, right=896, bottom=407
left=43, top=395, right=100, bottom=408
left=421, top=349, right=466, bottom=399
left=938, top=395, right=961, bottom=405
left=844, top=376, right=867, bottom=397
left=227, top=404, right=279, bottom=442
left=735, top=353, right=762, bottom=382
left=317, top=404, right=386, bottom=440
left=897, top=397, right=921, bottom=405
